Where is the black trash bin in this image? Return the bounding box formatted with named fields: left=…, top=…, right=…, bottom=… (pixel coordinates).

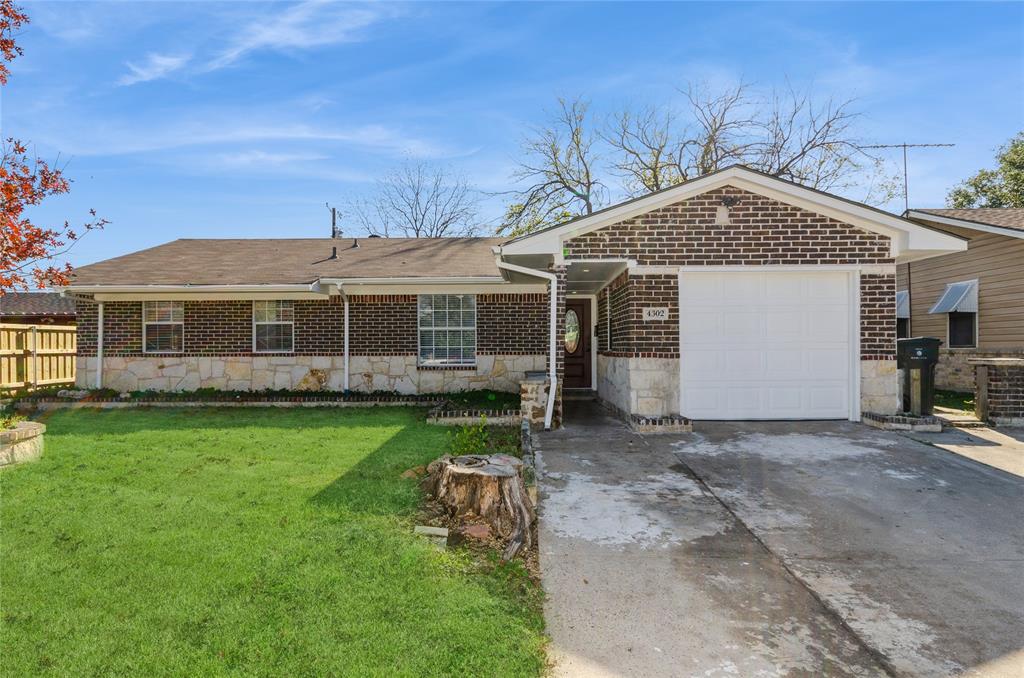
left=896, top=337, right=942, bottom=415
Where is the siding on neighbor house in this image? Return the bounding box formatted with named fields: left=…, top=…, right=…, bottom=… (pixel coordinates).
left=897, top=226, right=1024, bottom=348
left=896, top=224, right=1024, bottom=391
left=76, top=294, right=550, bottom=358
left=575, top=185, right=897, bottom=361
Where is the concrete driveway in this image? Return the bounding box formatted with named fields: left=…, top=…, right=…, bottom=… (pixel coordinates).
left=537, top=403, right=1024, bottom=678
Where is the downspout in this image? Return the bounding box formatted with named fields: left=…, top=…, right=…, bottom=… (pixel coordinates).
left=95, top=301, right=104, bottom=389
left=495, top=259, right=558, bottom=430
left=343, top=293, right=350, bottom=393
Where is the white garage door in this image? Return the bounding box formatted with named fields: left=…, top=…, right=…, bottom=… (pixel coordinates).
left=679, top=271, right=854, bottom=420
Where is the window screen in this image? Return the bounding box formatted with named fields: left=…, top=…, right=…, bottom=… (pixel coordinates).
left=253, top=300, right=294, bottom=352
left=418, top=295, right=476, bottom=366
left=143, top=301, right=183, bottom=353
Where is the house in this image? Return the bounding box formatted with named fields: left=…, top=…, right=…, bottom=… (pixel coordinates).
left=900, top=208, right=1024, bottom=392
left=0, top=292, right=77, bottom=325
left=63, top=166, right=964, bottom=427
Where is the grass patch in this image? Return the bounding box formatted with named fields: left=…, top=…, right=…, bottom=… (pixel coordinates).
left=0, top=408, right=545, bottom=676
left=935, top=389, right=975, bottom=414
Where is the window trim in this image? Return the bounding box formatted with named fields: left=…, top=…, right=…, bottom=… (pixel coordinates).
left=947, top=310, right=978, bottom=350
left=142, top=300, right=184, bottom=354
left=251, top=300, right=295, bottom=354
left=416, top=294, right=477, bottom=367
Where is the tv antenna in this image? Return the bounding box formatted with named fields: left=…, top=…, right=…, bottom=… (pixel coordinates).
left=326, top=203, right=340, bottom=238
left=857, top=142, right=955, bottom=212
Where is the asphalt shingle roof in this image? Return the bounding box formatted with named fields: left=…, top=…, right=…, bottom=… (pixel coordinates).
left=70, top=237, right=506, bottom=286
left=0, top=292, right=77, bottom=316
left=912, top=208, right=1024, bottom=234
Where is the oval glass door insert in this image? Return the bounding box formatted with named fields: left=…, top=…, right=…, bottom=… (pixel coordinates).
left=564, top=309, right=580, bottom=353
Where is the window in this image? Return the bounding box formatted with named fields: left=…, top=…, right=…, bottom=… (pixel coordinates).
left=948, top=312, right=976, bottom=348
left=143, top=301, right=183, bottom=353
left=418, top=295, right=475, bottom=366
left=896, top=318, right=910, bottom=340
left=564, top=309, right=580, bottom=353
left=928, top=279, right=978, bottom=349
left=253, top=300, right=294, bottom=352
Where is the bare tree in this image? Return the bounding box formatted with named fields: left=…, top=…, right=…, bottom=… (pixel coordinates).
left=347, top=161, right=479, bottom=238
left=602, top=105, right=687, bottom=195
left=605, top=81, right=893, bottom=202
left=500, top=96, right=605, bottom=234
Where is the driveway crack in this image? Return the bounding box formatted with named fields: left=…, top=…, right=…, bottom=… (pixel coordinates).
left=666, top=446, right=902, bottom=678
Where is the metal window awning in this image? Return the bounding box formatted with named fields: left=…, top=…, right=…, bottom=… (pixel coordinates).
left=928, top=279, right=978, bottom=314
left=896, top=290, right=910, bottom=319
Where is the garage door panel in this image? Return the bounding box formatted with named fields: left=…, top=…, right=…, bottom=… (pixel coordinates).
left=722, top=350, right=764, bottom=378
left=765, top=311, right=806, bottom=338
left=680, top=312, right=722, bottom=341
left=764, top=349, right=805, bottom=376
left=807, top=349, right=849, bottom=378
left=722, top=311, right=763, bottom=336
left=680, top=271, right=853, bottom=420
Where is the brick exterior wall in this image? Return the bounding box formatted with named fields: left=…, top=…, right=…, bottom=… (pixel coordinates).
left=572, top=185, right=896, bottom=361
left=347, top=295, right=418, bottom=356
left=859, top=274, right=897, bottom=360
left=986, top=364, right=1024, bottom=424
left=478, top=294, right=548, bottom=355
left=565, top=186, right=892, bottom=266
left=76, top=293, right=549, bottom=359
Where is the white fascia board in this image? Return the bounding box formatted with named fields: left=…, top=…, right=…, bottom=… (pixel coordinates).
left=63, top=282, right=334, bottom=301
left=322, top=276, right=505, bottom=285
left=341, top=283, right=546, bottom=295
left=905, top=211, right=1024, bottom=241
left=500, top=166, right=967, bottom=259
left=64, top=283, right=326, bottom=294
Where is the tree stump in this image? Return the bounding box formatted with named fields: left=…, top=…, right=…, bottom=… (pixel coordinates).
left=423, top=454, right=534, bottom=560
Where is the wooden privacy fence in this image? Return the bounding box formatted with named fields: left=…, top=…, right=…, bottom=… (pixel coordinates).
left=0, top=323, right=77, bottom=390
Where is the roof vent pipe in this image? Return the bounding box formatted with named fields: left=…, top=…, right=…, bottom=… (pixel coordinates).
left=351, top=238, right=359, bottom=249
left=329, top=246, right=338, bottom=260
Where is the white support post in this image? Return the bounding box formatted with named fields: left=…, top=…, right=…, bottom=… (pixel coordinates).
left=343, top=295, right=350, bottom=393
left=95, top=301, right=105, bottom=389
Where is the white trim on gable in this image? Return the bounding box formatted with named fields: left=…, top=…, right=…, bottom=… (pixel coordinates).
left=499, top=166, right=966, bottom=262
left=904, top=210, right=1024, bottom=241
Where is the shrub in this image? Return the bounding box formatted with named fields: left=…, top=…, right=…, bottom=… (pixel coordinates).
left=450, top=416, right=489, bottom=456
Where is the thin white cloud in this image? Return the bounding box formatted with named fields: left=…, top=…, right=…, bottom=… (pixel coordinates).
left=206, top=1, right=400, bottom=71
left=118, top=52, right=191, bottom=86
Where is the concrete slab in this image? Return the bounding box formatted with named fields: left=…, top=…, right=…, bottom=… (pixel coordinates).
left=666, top=421, right=1024, bottom=677
left=537, top=404, right=887, bottom=677
left=902, top=425, right=1024, bottom=478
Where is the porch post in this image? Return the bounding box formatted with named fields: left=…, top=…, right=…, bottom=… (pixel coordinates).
left=95, top=301, right=104, bottom=389
left=551, top=265, right=567, bottom=428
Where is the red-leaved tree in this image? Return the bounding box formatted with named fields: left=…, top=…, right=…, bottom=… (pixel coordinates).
left=0, top=0, right=106, bottom=293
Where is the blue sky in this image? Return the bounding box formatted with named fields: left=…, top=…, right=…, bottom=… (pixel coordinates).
left=8, top=1, right=1024, bottom=268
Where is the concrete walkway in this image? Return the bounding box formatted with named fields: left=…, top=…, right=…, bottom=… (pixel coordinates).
left=537, top=402, right=1024, bottom=677
left=901, top=425, right=1024, bottom=478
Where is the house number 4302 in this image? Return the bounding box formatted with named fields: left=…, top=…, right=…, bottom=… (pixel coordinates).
left=642, top=307, right=669, bottom=321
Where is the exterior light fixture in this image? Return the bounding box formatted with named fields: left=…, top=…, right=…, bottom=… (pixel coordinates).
left=716, top=196, right=740, bottom=225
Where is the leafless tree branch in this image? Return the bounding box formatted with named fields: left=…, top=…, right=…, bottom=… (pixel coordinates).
left=346, top=161, right=479, bottom=238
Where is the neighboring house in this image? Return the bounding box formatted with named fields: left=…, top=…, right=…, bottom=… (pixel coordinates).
left=0, top=292, right=77, bottom=325
left=900, top=208, right=1024, bottom=392
left=64, top=166, right=963, bottom=426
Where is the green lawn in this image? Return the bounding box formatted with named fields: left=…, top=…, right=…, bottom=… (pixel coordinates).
left=0, top=408, right=545, bottom=677
left=934, top=389, right=975, bottom=414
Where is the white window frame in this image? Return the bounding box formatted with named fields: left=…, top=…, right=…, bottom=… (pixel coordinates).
left=252, top=300, right=295, bottom=353
left=417, top=294, right=476, bottom=367
left=142, top=301, right=184, bottom=354
left=947, top=311, right=978, bottom=350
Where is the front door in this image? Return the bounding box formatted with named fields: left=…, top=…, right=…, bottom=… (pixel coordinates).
left=563, top=299, right=592, bottom=389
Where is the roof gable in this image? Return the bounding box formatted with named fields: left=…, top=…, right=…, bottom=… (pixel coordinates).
left=905, top=208, right=1024, bottom=240
left=500, top=165, right=966, bottom=262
